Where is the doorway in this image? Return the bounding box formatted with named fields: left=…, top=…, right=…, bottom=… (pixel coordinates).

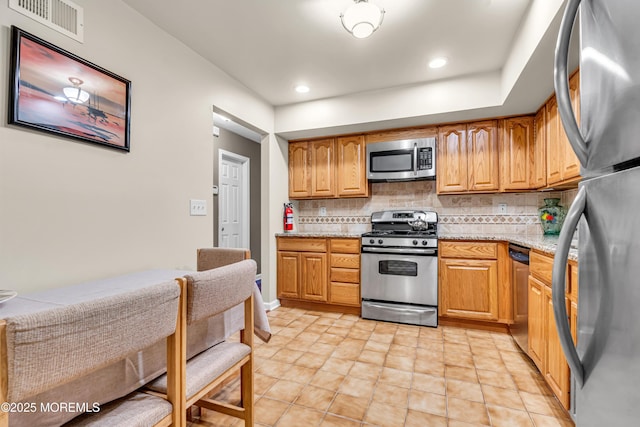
left=218, top=149, right=250, bottom=249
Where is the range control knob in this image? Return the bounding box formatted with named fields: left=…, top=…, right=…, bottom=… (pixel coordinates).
left=369, top=239, right=375, bottom=244
left=422, top=240, right=429, bottom=246
left=378, top=239, right=383, bottom=244
left=412, top=240, right=418, bottom=245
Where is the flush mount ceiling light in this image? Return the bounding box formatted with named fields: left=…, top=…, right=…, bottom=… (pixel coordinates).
left=428, top=57, right=448, bottom=69
left=62, top=77, right=90, bottom=103
left=295, top=85, right=310, bottom=93
left=340, top=0, right=385, bottom=39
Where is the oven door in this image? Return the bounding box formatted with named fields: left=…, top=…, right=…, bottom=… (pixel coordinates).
left=360, top=249, right=437, bottom=306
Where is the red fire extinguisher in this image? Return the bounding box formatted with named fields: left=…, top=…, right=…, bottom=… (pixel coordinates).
left=283, top=203, right=294, bottom=232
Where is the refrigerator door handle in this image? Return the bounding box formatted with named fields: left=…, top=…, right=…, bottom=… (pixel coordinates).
left=554, top=0, right=588, bottom=168
left=552, top=185, right=586, bottom=387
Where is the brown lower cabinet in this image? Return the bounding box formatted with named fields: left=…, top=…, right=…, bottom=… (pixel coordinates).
left=277, top=236, right=360, bottom=313
left=438, top=240, right=512, bottom=326
left=528, top=250, right=578, bottom=410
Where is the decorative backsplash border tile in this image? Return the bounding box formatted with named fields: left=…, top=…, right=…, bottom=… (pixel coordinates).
left=298, top=216, right=370, bottom=225
left=439, top=214, right=539, bottom=225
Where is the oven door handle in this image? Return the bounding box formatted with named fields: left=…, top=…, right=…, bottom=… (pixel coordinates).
left=362, top=247, right=437, bottom=255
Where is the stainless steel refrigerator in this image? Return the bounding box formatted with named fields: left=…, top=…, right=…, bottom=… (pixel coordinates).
left=553, top=0, right=640, bottom=425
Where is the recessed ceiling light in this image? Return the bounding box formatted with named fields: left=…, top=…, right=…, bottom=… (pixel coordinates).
left=295, top=85, right=310, bottom=93
left=428, top=57, right=448, bottom=69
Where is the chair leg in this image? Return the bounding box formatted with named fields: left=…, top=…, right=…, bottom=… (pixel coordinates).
left=240, top=361, right=253, bottom=425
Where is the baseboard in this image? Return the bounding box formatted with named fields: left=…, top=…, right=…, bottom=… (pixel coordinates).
left=263, top=299, right=281, bottom=312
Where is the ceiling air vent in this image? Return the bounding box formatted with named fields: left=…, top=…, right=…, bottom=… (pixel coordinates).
left=9, top=0, right=84, bottom=42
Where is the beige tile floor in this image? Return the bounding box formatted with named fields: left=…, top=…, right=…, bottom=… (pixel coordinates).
left=188, top=307, right=574, bottom=427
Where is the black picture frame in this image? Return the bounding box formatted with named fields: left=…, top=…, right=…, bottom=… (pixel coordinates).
left=8, top=26, right=132, bottom=151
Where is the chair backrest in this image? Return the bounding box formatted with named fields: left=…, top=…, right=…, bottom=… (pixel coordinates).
left=1, top=282, right=181, bottom=403
left=184, top=259, right=257, bottom=325
left=197, top=248, right=250, bottom=271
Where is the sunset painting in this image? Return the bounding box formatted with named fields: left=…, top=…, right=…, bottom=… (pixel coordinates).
left=9, top=27, right=131, bottom=151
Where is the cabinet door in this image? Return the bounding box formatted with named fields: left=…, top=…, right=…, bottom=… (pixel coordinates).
left=544, top=285, right=570, bottom=409
left=546, top=96, right=563, bottom=185
left=288, top=142, right=311, bottom=198
left=301, top=252, right=328, bottom=302
left=277, top=251, right=300, bottom=299
left=467, top=120, right=499, bottom=192
left=532, top=107, right=547, bottom=188
left=439, top=258, right=499, bottom=321
left=310, top=139, right=335, bottom=198
left=561, top=72, right=581, bottom=181
left=528, top=276, right=545, bottom=371
left=437, top=124, right=468, bottom=193
left=336, top=135, right=368, bottom=197
left=501, top=116, right=534, bottom=191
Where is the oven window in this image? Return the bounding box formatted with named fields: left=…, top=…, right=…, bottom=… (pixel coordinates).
left=378, top=260, right=417, bottom=277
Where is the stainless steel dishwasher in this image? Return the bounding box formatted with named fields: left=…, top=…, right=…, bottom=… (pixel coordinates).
left=508, top=243, right=530, bottom=353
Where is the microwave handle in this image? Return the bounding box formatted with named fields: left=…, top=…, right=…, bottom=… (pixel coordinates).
left=413, top=143, right=418, bottom=175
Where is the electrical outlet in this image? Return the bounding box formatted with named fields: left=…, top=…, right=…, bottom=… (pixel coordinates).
left=498, top=203, right=507, bottom=214
left=319, top=207, right=327, bottom=217
left=190, top=199, right=207, bottom=216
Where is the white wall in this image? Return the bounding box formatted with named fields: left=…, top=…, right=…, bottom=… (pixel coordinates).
left=0, top=1, right=279, bottom=293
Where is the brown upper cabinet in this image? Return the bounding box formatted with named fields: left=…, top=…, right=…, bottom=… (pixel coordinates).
left=288, top=71, right=581, bottom=198
left=288, top=136, right=368, bottom=200
left=500, top=116, right=535, bottom=191
left=544, top=71, right=581, bottom=187
left=533, top=107, right=547, bottom=188
left=310, top=138, right=336, bottom=198
left=437, top=120, right=499, bottom=194
left=336, top=135, right=368, bottom=198
left=288, top=141, right=311, bottom=198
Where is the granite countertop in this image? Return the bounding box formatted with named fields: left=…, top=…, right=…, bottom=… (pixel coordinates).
left=438, top=233, right=578, bottom=261
left=275, top=232, right=578, bottom=261
left=275, top=232, right=363, bottom=238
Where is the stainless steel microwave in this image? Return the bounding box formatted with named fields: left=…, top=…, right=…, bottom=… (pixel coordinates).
left=366, top=137, right=436, bottom=181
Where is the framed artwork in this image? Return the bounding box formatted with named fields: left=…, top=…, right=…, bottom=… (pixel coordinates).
left=8, top=26, right=131, bottom=151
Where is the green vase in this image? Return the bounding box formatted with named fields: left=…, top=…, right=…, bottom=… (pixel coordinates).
left=538, top=198, right=566, bottom=235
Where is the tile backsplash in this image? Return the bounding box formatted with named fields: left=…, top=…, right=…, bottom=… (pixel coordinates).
left=292, top=181, right=578, bottom=235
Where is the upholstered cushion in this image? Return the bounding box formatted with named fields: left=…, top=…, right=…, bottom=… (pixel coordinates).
left=184, top=259, right=257, bottom=324
left=147, top=341, right=251, bottom=399
left=4, top=282, right=180, bottom=403
left=197, top=248, right=249, bottom=271
left=63, top=392, right=172, bottom=426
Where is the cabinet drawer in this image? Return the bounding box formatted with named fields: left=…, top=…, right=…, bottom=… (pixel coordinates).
left=330, top=238, right=360, bottom=254
left=331, top=267, right=360, bottom=283
left=530, top=251, right=553, bottom=284
left=277, top=237, right=327, bottom=252
left=330, top=282, right=360, bottom=306
left=330, top=253, right=360, bottom=269
left=439, top=241, right=498, bottom=259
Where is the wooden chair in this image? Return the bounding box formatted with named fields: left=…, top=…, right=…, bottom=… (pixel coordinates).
left=196, top=247, right=251, bottom=271
left=147, top=258, right=257, bottom=426
left=0, top=281, right=183, bottom=427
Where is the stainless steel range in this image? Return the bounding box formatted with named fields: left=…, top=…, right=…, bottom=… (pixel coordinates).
left=360, top=210, right=438, bottom=327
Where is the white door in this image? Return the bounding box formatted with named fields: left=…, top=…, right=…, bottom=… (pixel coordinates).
left=218, top=150, right=250, bottom=249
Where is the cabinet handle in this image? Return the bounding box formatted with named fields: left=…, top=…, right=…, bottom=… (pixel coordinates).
left=552, top=185, right=585, bottom=387
left=554, top=0, right=588, bottom=168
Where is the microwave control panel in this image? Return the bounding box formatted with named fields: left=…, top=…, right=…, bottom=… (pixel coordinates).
left=417, top=147, right=433, bottom=170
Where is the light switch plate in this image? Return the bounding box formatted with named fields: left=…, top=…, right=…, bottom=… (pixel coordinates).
left=190, top=199, right=207, bottom=216
left=498, top=203, right=507, bottom=214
